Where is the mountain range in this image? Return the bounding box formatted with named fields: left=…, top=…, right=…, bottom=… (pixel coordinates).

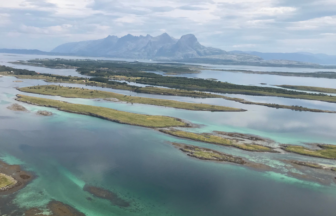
left=51, top=33, right=336, bottom=67
left=52, top=33, right=229, bottom=60
left=1, top=33, right=335, bottom=67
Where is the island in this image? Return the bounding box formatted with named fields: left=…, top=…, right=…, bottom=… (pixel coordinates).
left=213, top=69, right=336, bottom=79
left=277, top=85, right=336, bottom=94
left=25, top=201, right=85, bottom=216
left=36, top=110, right=53, bottom=116
left=4, top=61, right=336, bottom=105
left=290, top=160, right=324, bottom=169
left=15, top=94, right=190, bottom=128
left=172, top=143, right=246, bottom=164
left=281, top=144, right=336, bottom=160
left=0, top=160, right=33, bottom=195
left=159, top=129, right=277, bottom=152
left=12, top=59, right=201, bottom=74
left=2, top=65, right=336, bottom=113
left=7, top=103, right=28, bottom=112
left=18, top=85, right=246, bottom=112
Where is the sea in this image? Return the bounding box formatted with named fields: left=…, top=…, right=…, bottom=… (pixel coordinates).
left=1, top=53, right=336, bottom=216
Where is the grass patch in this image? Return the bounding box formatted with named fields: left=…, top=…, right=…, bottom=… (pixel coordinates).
left=278, top=85, right=336, bottom=94
left=290, top=161, right=323, bottom=169
left=282, top=144, right=336, bottom=160
left=161, top=129, right=276, bottom=152
left=172, top=143, right=245, bottom=164
left=19, top=85, right=244, bottom=112
left=16, top=94, right=188, bottom=128
left=0, top=173, right=16, bottom=189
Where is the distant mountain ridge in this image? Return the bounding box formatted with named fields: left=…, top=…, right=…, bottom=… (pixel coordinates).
left=1, top=33, right=335, bottom=68
left=52, top=33, right=227, bottom=59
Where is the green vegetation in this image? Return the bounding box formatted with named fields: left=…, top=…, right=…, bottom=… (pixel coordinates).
left=172, top=143, right=246, bottom=164
left=160, top=129, right=276, bottom=152
left=16, top=94, right=189, bottom=128
left=278, top=85, right=336, bottom=94
left=0, top=173, right=16, bottom=189
left=290, top=161, right=324, bottom=169
left=282, top=144, right=336, bottom=160
left=13, top=59, right=201, bottom=74
left=214, top=69, right=336, bottom=79
left=332, top=168, right=336, bottom=172
left=19, top=85, right=244, bottom=112
left=2, top=64, right=336, bottom=113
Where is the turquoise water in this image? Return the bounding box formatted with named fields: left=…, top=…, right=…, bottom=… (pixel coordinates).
left=1, top=55, right=336, bottom=215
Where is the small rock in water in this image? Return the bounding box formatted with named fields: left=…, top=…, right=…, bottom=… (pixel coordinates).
left=7, top=103, right=28, bottom=111
left=104, top=98, right=119, bottom=102
left=36, top=110, right=53, bottom=116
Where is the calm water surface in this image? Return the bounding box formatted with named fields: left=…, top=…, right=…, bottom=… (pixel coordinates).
left=1, top=54, right=336, bottom=216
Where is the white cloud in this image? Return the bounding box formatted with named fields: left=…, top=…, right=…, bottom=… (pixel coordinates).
left=20, top=24, right=73, bottom=35
left=288, top=16, right=336, bottom=30
left=0, top=0, right=335, bottom=54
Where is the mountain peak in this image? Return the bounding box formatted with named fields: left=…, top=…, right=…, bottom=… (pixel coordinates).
left=52, top=32, right=226, bottom=60
left=180, top=34, right=197, bottom=41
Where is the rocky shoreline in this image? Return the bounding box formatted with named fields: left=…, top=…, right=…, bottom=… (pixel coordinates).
left=0, top=160, right=33, bottom=195
left=25, top=201, right=85, bottom=216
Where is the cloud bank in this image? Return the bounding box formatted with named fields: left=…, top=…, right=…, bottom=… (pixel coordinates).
left=0, top=0, right=335, bottom=54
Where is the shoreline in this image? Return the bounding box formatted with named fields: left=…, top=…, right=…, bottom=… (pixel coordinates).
left=0, top=160, right=33, bottom=195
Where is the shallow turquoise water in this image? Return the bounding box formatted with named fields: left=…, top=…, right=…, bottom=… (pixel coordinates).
left=1, top=55, right=336, bottom=215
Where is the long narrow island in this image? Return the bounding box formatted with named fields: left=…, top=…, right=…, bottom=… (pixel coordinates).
left=2, top=66, right=336, bottom=113
left=18, top=85, right=245, bottom=112
left=15, top=94, right=191, bottom=128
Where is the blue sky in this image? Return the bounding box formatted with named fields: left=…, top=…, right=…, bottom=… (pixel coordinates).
left=0, top=0, right=335, bottom=54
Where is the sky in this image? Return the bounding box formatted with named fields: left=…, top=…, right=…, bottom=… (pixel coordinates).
left=0, top=0, right=335, bottom=54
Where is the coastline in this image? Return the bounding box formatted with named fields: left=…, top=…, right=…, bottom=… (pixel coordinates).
left=0, top=160, right=33, bottom=195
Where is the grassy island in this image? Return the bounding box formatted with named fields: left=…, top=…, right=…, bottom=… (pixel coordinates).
left=0, top=173, right=17, bottom=190
left=172, top=143, right=246, bottom=164
left=214, top=69, right=336, bottom=79
left=282, top=144, right=336, bottom=160
left=0, top=160, right=32, bottom=194
left=290, top=161, right=324, bottom=169
left=278, top=85, right=336, bottom=94
left=160, top=129, right=276, bottom=152
left=3, top=65, right=336, bottom=113
left=16, top=94, right=189, bottom=128
left=18, top=85, right=245, bottom=112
